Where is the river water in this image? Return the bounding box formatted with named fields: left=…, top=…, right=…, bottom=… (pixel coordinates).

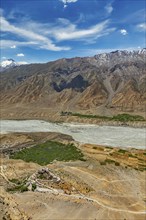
left=0, top=120, right=145, bottom=149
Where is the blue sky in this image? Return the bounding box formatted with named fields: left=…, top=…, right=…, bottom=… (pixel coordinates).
left=0, top=0, right=145, bottom=63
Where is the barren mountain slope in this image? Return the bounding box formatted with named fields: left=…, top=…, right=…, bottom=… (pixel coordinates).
left=0, top=49, right=146, bottom=118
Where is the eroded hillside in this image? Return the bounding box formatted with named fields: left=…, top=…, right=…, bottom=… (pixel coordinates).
left=0, top=49, right=146, bottom=119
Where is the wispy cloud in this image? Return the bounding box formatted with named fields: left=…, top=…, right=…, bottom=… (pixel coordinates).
left=47, top=19, right=115, bottom=42
left=17, top=61, right=28, bottom=65
left=1, top=12, right=115, bottom=50
left=0, top=5, right=117, bottom=53
left=136, top=23, right=146, bottom=31
left=105, top=3, right=113, bottom=14
left=0, top=15, right=70, bottom=51
left=120, top=29, right=128, bottom=35
left=17, top=53, right=25, bottom=57
left=120, top=9, right=145, bottom=24
left=10, top=45, right=16, bottom=49
left=0, top=40, right=37, bottom=49
left=53, top=20, right=110, bottom=40
left=60, top=0, right=78, bottom=8
left=61, top=0, right=78, bottom=2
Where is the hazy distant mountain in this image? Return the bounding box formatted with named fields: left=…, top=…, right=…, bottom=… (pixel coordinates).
left=0, top=49, right=146, bottom=118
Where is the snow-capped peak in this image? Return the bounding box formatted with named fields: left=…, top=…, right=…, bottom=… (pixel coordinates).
left=0, top=59, right=28, bottom=72
left=138, top=48, right=146, bottom=54
left=0, top=59, right=17, bottom=68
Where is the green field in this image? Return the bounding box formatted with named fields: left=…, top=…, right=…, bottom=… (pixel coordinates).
left=61, top=112, right=145, bottom=122
left=10, top=141, right=85, bottom=165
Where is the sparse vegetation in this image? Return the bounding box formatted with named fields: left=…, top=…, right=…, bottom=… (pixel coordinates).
left=112, top=114, right=145, bottom=122
left=118, top=149, right=128, bottom=154
left=138, top=167, right=146, bottom=172
left=128, top=153, right=138, bottom=158
left=32, top=183, right=37, bottom=191
left=9, top=178, right=22, bottom=185
left=93, top=146, right=97, bottom=149
left=105, top=159, right=115, bottom=164
left=8, top=178, right=28, bottom=193
left=20, top=185, right=28, bottom=192
left=10, top=141, right=85, bottom=165
left=105, top=146, right=113, bottom=149
left=100, top=159, right=120, bottom=166
left=7, top=183, right=28, bottom=193
left=115, top=161, right=120, bottom=166
left=80, top=158, right=86, bottom=161
left=61, top=111, right=111, bottom=120
left=61, top=112, right=145, bottom=122
left=100, top=161, right=106, bottom=165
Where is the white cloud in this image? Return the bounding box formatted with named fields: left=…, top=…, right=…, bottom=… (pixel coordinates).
left=17, top=61, right=28, bottom=65
left=136, top=23, right=146, bottom=31
left=0, top=40, right=37, bottom=49
left=61, top=0, right=78, bottom=3
left=2, top=56, right=6, bottom=59
left=120, top=29, right=128, bottom=35
left=10, top=45, right=16, bottom=48
left=50, top=19, right=115, bottom=41
left=61, top=0, right=78, bottom=2
left=60, top=0, right=78, bottom=8
left=121, top=9, right=145, bottom=24
left=105, top=3, right=113, bottom=14
left=0, top=12, right=115, bottom=51
left=0, top=16, right=70, bottom=51
left=17, top=53, right=25, bottom=57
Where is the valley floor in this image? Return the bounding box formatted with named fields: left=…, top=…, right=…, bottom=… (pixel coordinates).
left=0, top=132, right=146, bottom=220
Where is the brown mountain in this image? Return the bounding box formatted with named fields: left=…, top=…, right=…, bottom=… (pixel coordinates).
left=0, top=49, right=146, bottom=119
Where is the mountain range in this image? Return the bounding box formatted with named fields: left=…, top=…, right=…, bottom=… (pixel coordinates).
left=0, top=49, right=146, bottom=119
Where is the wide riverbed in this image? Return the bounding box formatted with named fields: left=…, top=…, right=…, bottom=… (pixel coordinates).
left=0, top=120, right=145, bottom=149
